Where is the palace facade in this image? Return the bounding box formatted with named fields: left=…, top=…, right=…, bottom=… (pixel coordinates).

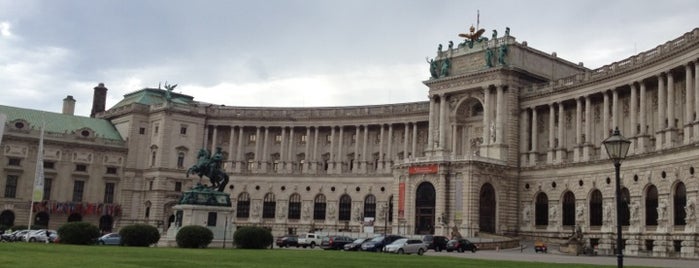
left=2, top=27, right=699, bottom=258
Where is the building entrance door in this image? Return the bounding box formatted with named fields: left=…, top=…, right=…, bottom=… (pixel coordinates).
left=415, top=182, right=435, bottom=234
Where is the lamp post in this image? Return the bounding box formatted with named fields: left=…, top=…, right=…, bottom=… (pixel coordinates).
left=602, top=127, right=631, bottom=268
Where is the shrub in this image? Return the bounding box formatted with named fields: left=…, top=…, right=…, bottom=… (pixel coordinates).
left=176, top=225, right=214, bottom=248
left=119, top=224, right=160, bottom=247
left=233, top=226, right=272, bottom=249
left=56, top=222, right=101, bottom=245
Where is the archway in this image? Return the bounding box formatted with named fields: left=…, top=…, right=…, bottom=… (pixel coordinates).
left=415, top=182, right=435, bottom=234
left=99, top=215, right=114, bottom=233
left=479, top=183, right=496, bottom=233
left=67, top=213, right=82, bottom=222
left=0, top=210, right=15, bottom=227
left=35, top=212, right=49, bottom=228
left=454, top=97, right=485, bottom=156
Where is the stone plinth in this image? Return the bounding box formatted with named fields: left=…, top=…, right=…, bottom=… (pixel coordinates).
left=159, top=204, right=235, bottom=248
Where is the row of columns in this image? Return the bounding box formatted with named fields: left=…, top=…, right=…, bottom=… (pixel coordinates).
left=205, top=123, right=422, bottom=174
left=523, top=60, right=699, bottom=166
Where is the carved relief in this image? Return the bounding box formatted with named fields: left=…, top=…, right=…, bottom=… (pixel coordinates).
left=4, top=145, right=28, bottom=157
left=72, top=151, right=93, bottom=163
left=594, top=105, right=601, bottom=123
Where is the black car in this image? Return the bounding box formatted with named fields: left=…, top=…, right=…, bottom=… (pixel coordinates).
left=275, top=235, right=299, bottom=248
left=446, top=238, right=478, bottom=253
left=423, top=235, right=448, bottom=252
left=361, top=235, right=404, bottom=252
left=343, top=238, right=368, bottom=251
left=320, top=235, right=354, bottom=250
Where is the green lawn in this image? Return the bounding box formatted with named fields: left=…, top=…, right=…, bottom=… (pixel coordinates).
left=0, top=243, right=624, bottom=268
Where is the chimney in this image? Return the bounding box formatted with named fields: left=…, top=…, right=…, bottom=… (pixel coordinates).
left=90, top=83, right=108, bottom=118
left=62, top=95, right=76, bottom=115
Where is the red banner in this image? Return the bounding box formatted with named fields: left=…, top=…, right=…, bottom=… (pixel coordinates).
left=409, top=164, right=438, bottom=174
left=398, top=182, right=405, bottom=219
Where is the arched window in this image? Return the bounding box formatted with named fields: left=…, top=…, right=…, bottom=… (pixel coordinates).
left=288, top=193, right=301, bottom=220
left=535, top=193, right=549, bottom=226
left=364, top=195, right=376, bottom=218
left=562, top=191, right=576, bottom=226
left=0, top=210, right=15, bottom=227
left=176, top=152, right=185, bottom=169
left=674, top=182, right=686, bottom=226
left=589, top=190, right=603, bottom=226
left=263, top=193, right=276, bottom=219
left=646, top=185, right=658, bottom=226
left=236, top=192, right=250, bottom=218
left=620, top=188, right=630, bottom=226
left=314, top=194, right=326, bottom=220
left=339, top=194, right=352, bottom=221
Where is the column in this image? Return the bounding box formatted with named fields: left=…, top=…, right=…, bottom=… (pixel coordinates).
left=694, top=60, right=699, bottom=141
left=337, top=126, right=344, bottom=173
left=666, top=71, right=676, bottom=147
left=574, top=98, right=582, bottom=162
left=495, top=85, right=505, bottom=144
left=438, top=94, right=447, bottom=150
left=228, top=126, right=236, bottom=172
left=556, top=102, right=564, bottom=163
left=427, top=95, right=435, bottom=151
left=280, top=127, right=286, bottom=170
left=411, top=123, right=418, bottom=158
left=329, top=126, right=335, bottom=172
left=236, top=126, right=244, bottom=172
left=629, top=83, right=638, bottom=155
left=529, top=107, right=538, bottom=166
left=254, top=127, right=261, bottom=168
left=210, top=125, right=218, bottom=153
left=612, top=89, right=619, bottom=130
left=354, top=126, right=360, bottom=173
left=386, top=124, right=393, bottom=170
left=403, top=123, right=409, bottom=162
left=483, top=88, right=491, bottom=145
left=638, top=82, right=648, bottom=153
left=686, top=63, right=695, bottom=144
left=362, top=125, right=369, bottom=172
left=521, top=109, right=530, bottom=165
left=379, top=125, right=385, bottom=170
left=313, top=126, right=320, bottom=169
left=602, top=91, right=609, bottom=159
left=657, top=74, right=666, bottom=150
left=288, top=127, right=295, bottom=172
left=304, top=127, right=311, bottom=172
left=547, top=103, right=555, bottom=164
left=583, top=96, right=592, bottom=161
left=262, top=127, right=269, bottom=171
left=203, top=125, right=209, bottom=151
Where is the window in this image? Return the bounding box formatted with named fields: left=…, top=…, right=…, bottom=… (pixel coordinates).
left=104, top=183, right=115, bottom=203
left=273, top=160, right=279, bottom=171
left=248, top=134, right=257, bottom=143
left=674, top=182, right=686, bottom=226
left=589, top=190, right=603, bottom=226
left=145, top=206, right=150, bottom=218
left=351, top=134, right=357, bottom=144
left=236, top=192, right=250, bottom=218
left=180, top=126, right=187, bottom=135
left=175, top=182, right=182, bottom=192
left=151, top=151, right=157, bottom=166
left=646, top=185, right=659, bottom=226
left=535, top=193, right=549, bottom=226
left=76, top=164, right=87, bottom=172
left=364, top=195, right=376, bottom=218
left=4, top=175, right=18, bottom=198
left=139, top=127, right=146, bottom=134
left=207, top=212, right=217, bottom=227
left=149, top=181, right=153, bottom=190
left=153, top=124, right=159, bottom=135
left=339, top=194, right=352, bottom=221
left=389, top=196, right=393, bottom=223
left=288, top=194, right=301, bottom=220
left=247, top=159, right=255, bottom=170
left=313, top=194, right=326, bottom=220
left=106, top=167, right=117, bottom=174
left=263, top=193, right=276, bottom=219
left=326, top=134, right=332, bottom=144
left=300, top=134, right=307, bottom=144
left=72, top=180, right=85, bottom=202
left=43, top=161, right=55, bottom=169
left=275, top=134, right=282, bottom=143
left=8, top=158, right=21, bottom=166
left=177, top=152, right=185, bottom=168
left=43, top=178, right=52, bottom=200
left=562, top=191, right=576, bottom=226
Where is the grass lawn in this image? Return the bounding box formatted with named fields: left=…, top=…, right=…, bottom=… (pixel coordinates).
left=0, top=243, right=626, bottom=268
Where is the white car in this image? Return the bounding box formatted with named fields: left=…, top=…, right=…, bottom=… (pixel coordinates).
left=24, top=229, right=57, bottom=243
left=384, top=238, right=427, bottom=255
left=297, top=233, right=323, bottom=249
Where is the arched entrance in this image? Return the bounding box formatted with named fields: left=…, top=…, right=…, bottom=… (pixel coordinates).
left=479, top=183, right=496, bottom=233
left=0, top=210, right=15, bottom=227
left=67, top=213, right=82, bottom=222
left=35, top=212, right=49, bottom=228
left=99, top=215, right=114, bottom=233
left=415, top=182, right=435, bottom=234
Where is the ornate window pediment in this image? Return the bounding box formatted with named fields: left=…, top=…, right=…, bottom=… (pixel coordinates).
left=75, top=127, right=95, bottom=138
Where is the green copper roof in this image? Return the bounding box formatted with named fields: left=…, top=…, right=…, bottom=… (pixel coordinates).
left=110, top=88, right=194, bottom=110
left=0, top=105, right=123, bottom=141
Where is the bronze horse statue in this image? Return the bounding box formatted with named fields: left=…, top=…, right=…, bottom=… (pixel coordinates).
left=186, top=148, right=229, bottom=192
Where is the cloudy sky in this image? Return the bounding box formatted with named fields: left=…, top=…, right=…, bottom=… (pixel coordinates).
left=1, top=0, right=697, bottom=117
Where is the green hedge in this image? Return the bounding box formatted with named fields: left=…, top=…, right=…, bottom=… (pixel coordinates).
left=176, top=225, right=214, bottom=248
left=119, top=224, right=160, bottom=247
left=56, top=222, right=101, bottom=245
left=233, top=227, right=272, bottom=249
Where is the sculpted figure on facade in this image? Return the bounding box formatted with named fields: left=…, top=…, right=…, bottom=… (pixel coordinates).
left=576, top=204, right=584, bottom=222
left=354, top=206, right=363, bottom=221
left=604, top=203, right=613, bottom=225
left=440, top=58, right=450, bottom=77
left=522, top=203, right=532, bottom=224
left=426, top=57, right=438, bottom=79
left=630, top=201, right=640, bottom=223
left=685, top=197, right=696, bottom=221
left=302, top=202, right=311, bottom=220
left=657, top=199, right=668, bottom=221
left=549, top=204, right=558, bottom=223
left=328, top=202, right=336, bottom=220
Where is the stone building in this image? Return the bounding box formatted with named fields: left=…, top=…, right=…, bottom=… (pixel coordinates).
left=1, top=27, right=699, bottom=258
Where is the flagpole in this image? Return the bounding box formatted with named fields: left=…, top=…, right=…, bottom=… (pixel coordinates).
left=26, top=121, right=46, bottom=241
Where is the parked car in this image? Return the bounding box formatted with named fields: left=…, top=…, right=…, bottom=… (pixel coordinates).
left=320, top=235, right=354, bottom=250
left=534, top=241, right=548, bottom=253
left=25, top=229, right=58, bottom=243
left=275, top=235, right=298, bottom=248
left=446, top=238, right=478, bottom=253
left=343, top=238, right=367, bottom=251
left=422, top=235, right=448, bottom=252
left=11, top=230, right=32, bottom=242
left=298, top=233, right=323, bottom=249
left=361, top=235, right=404, bottom=252
left=97, top=233, right=122, bottom=245
left=384, top=238, right=427, bottom=255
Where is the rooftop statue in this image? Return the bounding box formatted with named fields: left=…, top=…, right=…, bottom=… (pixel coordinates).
left=458, top=25, right=487, bottom=49
left=186, top=147, right=230, bottom=192
left=164, top=82, right=177, bottom=101
left=426, top=57, right=438, bottom=79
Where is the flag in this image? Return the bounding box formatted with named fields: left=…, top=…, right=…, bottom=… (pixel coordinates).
left=32, top=123, right=45, bottom=202
left=0, top=113, right=6, bottom=147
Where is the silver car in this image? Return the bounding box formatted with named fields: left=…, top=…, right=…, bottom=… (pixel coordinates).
left=383, top=238, right=427, bottom=255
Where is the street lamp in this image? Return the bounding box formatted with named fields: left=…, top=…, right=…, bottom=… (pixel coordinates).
left=602, top=127, right=631, bottom=268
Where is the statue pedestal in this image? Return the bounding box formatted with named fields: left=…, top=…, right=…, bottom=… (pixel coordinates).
left=158, top=184, right=235, bottom=248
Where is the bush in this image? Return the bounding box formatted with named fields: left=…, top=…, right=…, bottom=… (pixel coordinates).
left=233, top=226, right=272, bottom=249
left=56, top=222, right=100, bottom=245
left=176, top=225, right=214, bottom=248
left=119, top=224, right=160, bottom=247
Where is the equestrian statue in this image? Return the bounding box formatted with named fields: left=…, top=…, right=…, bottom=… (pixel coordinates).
left=186, top=147, right=230, bottom=192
